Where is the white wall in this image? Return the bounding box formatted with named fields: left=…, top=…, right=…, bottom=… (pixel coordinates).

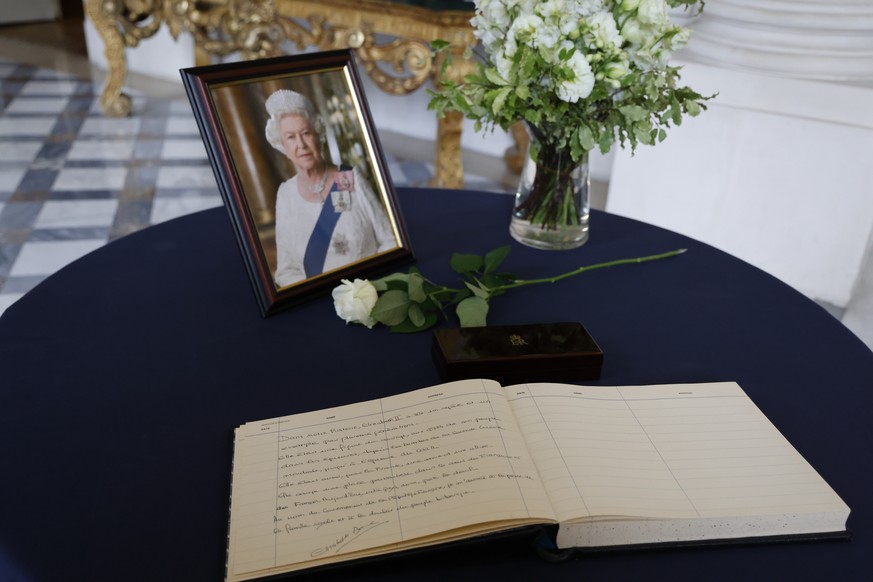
left=83, top=16, right=195, bottom=84
left=607, top=60, right=873, bottom=308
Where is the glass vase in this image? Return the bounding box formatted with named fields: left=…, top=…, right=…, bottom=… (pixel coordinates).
left=509, top=124, right=590, bottom=250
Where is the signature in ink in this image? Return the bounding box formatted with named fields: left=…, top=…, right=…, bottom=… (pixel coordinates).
left=310, top=520, right=389, bottom=558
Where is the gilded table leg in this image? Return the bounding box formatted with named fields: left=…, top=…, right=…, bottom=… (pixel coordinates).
left=504, top=121, right=529, bottom=176
left=85, top=0, right=132, bottom=117
left=431, top=111, right=464, bottom=189
left=430, top=43, right=474, bottom=189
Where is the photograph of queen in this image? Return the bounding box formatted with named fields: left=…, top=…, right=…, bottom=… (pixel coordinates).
left=263, top=88, right=395, bottom=288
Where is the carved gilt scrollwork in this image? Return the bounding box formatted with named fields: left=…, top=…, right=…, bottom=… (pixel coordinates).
left=277, top=15, right=432, bottom=96
left=358, top=39, right=432, bottom=95
left=87, top=0, right=286, bottom=116
left=273, top=3, right=472, bottom=187
left=87, top=0, right=482, bottom=188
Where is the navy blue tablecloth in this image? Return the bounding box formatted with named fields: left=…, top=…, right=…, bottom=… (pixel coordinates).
left=1, top=188, right=871, bottom=581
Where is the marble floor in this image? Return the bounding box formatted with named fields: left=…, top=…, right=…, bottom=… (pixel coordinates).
left=0, top=55, right=512, bottom=317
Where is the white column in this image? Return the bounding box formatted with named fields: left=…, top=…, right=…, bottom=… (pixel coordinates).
left=681, top=0, right=873, bottom=83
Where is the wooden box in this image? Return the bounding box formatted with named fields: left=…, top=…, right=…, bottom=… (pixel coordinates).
left=432, top=322, right=603, bottom=385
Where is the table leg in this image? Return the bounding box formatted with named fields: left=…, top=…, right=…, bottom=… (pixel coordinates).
left=85, top=0, right=132, bottom=117
left=431, top=111, right=465, bottom=189
left=504, top=121, right=529, bottom=176
left=430, top=40, right=476, bottom=189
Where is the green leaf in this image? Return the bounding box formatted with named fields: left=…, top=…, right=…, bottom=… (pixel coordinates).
left=638, top=128, right=654, bottom=145
left=452, top=288, right=473, bottom=305
left=407, top=273, right=426, bottom=303
left=570, top=136, right=584, bottom=162
left=598, top=130, right=615, bottom=154
left=372, top=272, right=409, bottom=291
left=619, top=105, right=648, bottom=122
left=483, top=245, right=511, bottom=274
left=576, top=125, right=596, bottom=152
left=670, top=97, right=683, bottom=125
left=407, top=302, right=426, bottom=327
left=491, top=87, right=512, bottom=115
left=390, top=310, right=439, bottom=333
left=450, top=252, right=483, bottom=274
left=481, top=272, right=514, bottom=293
left=464, top=281, right=490, bottom=300
left=483, top=67, right=509, bottom=86
left=371, top=289, right=409, bottom=326
left=456, top=296, right=489, bottom=328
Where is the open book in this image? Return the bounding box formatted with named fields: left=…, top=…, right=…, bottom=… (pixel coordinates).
left=226, top=380, right=849, bottom=580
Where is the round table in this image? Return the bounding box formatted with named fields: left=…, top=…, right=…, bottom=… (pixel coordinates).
left=1, top=188, right=871, bottom=581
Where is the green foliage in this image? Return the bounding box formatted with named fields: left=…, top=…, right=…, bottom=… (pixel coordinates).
left=361, top=246, right=515, bottom=333
left=430, top=61, right=712, bottom=161
left=456, top=297, right=489, bottom=328
left=427, top=2, right=715, bottom=163
left=342, top=245, right=687, bottom=333
left=371, top=289, right=410, bottom=327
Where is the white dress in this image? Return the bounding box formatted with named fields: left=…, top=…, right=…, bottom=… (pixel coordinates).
left=273, top=167, right=396, bottom=287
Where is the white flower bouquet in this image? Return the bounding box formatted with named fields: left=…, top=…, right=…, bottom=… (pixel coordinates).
left=429, top=1, right=712, bottom=235
left=431, top=0, right=709, bottom=158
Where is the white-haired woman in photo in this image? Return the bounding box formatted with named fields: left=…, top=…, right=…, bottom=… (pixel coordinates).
left=264, top=88, right=395, bottom=287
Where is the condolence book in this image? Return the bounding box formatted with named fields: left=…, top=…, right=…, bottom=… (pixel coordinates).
left=226, top=380, right=849, bottom=580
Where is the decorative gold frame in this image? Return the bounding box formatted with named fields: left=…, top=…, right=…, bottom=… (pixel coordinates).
left=85, top=0, right=477, bottom=188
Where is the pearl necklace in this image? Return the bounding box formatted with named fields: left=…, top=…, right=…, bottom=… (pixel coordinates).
left=304, top=171, right=329, bottom=196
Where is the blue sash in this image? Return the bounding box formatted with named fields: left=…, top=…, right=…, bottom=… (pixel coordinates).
left=302, top=176, right=343, bottom=277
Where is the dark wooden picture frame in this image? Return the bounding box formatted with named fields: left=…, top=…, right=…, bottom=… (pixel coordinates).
left=181, top=50, right=413, bottom=316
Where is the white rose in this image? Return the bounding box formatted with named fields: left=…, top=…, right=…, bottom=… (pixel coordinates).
left=620, top=0, right=641, bottom=11
left=332, top=279, right=378, bottom=328
left=555, top=51, right=595, bottom=103
left=620, top=18, right=643, bottom=44
left=637, top=0, right=668, bottom=25
left=487, top=2, right=511, bottom=30
left=509, top=14, right=545, bottom=49
left=603, top=58, right=630, bottom=80
left=533, top=23, right=562, bottom=51
left=517, top=0, right=539, bottom=14
left=472, top=2, right=510, bottom=43
left=588, top=11, right=622, bottom=48
left=576, top=0, right=606, bottom=17
left=538, top=0, right=573, bottom=23
left=670, top=26, right=692, bottom=50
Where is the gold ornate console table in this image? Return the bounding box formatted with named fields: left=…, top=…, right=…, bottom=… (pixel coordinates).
left=85, top=0, right=477, bottom=188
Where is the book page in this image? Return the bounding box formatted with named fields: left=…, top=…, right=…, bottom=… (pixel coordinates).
left=227, top=379, right=554, bottom=579
left=506, top=382, right=849, bottom=524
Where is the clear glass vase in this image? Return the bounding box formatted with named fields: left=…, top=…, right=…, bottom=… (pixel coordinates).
left=509, top=124, right=590, bottom=250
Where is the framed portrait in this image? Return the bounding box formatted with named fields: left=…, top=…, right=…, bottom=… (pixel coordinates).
left=181, top=50, right=413, bottom=316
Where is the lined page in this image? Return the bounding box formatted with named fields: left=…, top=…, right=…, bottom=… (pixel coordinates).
left=506, top=382, right=848, bottom=523
left=227, top=379, right=554, bottom=580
